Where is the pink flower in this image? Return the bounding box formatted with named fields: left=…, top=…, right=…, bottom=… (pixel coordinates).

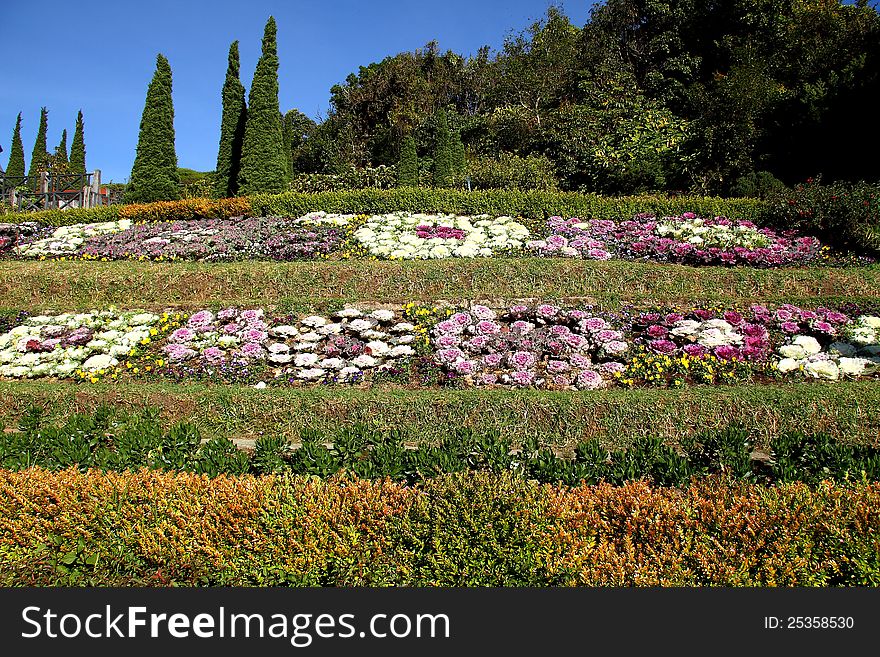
left=780, top=322, right=800, bottom=334
left=508, top=351, right=537, bottom=369
left=649, top=339, right=677, bottom=355
left=482, top=353, right=503, bottom=367
left=646, top=324, right=668, bottom=339
left=576, top=370, right=603, bottom=389
left=169, top=327, right=194, bottom=343
left=479, top=373, right=499, bottom=385
left=438, top=348, right=465, bottom=363
left=436, top=335, right=460, bottom=348
left=451, top=312, right=472, bottom=326
left=547, top=360, right=570, bottom=373
left=475, top=320, right=501, bottom=335
left=683, top=344, right=707, bottom=357
left=510, top=370, right=535, bottom=386
left=453, top=360, right=478, bottom=375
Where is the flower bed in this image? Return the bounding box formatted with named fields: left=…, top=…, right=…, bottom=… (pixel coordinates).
left=527, top=213, right=825, bottom=266
left=1, top=302, right=878, bottom=388
left=353, top=212, right=531, bottom=259
left=15, top=220, right=132, bottom=257
left=78, top=217, right=346, bottom=262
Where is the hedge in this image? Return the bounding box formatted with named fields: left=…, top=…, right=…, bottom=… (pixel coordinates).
left=2, top=380, right=879, bottom=451
left=7, top=189, right=771, bottom=228
left=4, top=406, right=878, bottom=486
left=1, top=469, right=878, bottom=586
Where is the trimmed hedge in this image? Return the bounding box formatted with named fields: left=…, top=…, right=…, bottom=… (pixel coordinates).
left=1, top=469, right=878, bottom=586
left=2, top=380, right=879, bottom=451
left=7, top=189, right=771, bottom=227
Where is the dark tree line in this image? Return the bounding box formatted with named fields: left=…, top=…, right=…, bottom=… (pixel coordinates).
left=290, top=1, right=880, bottom=195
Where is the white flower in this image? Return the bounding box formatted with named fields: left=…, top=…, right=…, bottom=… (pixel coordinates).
left=779, top=344, right=807, bottom=360
left=390, top=345, right=414, bottom=357
left=348, top=319, right=373, bottom=333
left=318, top=323, right=343, bottom=335
left=365, top=340, right=390, bottom=356
left=370, top=309, right=395, bottom=322
left=803, top=359, right=839, bottom=380
left=253, top=381, right=267, bottom=389
left=82, top=354, right=117, bottom=371
left=269, top=353, right=293, bottom=364
left=776, top=358, right=801, bottom=374
left=294, top=353, right=320, bottom=367
left=391, top=322, right=416, bottom=333
left=268, top=343, right=290, bottom=354
left=838, top=357, right=869, bottom=377
left=301, top=315, right=328, bottom=328
left=339, top=366, right=362, bottom=380
left=298, top=331, right=322, bottom=342
left=361, top=329, right=388, bottom=339
left=297, top=368, right=326, bottom=380
left=320, top=358, right=346, bottom=370
left=859, top=316, right=880, bottom=329
left=334, top=308, right=362, bottom=318
left=352, top=354, right=377, bottom=368
left=217, top=335, right=239, bottom=348
left=792, top=335, right=822, bottom=356
left=670, top=320, right=701, bottom=336
left=272, top=325, right=300, bottom=337
left=129, top=313, right=159, bottom=325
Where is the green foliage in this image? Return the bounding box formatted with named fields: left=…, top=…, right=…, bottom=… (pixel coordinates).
left=289, top=165, right=397, bottom=193
left=768, top=177, right=880, bottom=253
left=467, top=153, right=558, bottom=190
left=177, top=168, right=214, bottom=199
left=214, top=41, right=247, bottom=198
left=54, top=129, right=68, bottom=165
left=282, top=109, right=316, bottom=176
left=432, top=109, right=453, bottom=187
left=27, top=108, right=49, bottom=185
left=397, top=135, right=418, bottom=187
left=3, top=406, right=879, bottom=487
left=69, top=110, right=86, bottom=175
left=731, top=171, right=788, bottom=199
left=125, top=54, right=180, bottom=203
left=238, top=17, right=288, bottom=195
left=5, top=112, right=26, bottom=179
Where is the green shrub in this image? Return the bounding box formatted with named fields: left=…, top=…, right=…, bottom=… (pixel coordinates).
left=2, top=469, right=879, bottom=586
left=6, top=188, right=772, bottom=228
left=768, top=177, right=880, bottom=253
left=731, top=171, right=788, bottom=199
left=288, top=165, right=397, bottom=193
left=3, top=407, right=879, bottom=486
left=467, top=153, right=559, bottom=191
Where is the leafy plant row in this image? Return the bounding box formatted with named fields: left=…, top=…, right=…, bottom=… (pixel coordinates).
left=4, top=406, right=879, bottom=486
left=9, top=189, right=770, bottom=228
left=2, top=469, right=878, bottom=586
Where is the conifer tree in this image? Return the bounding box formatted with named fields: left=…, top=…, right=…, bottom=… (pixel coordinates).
left=432, top=109, right=453, bottom=187
left=69, top=110, right=86, bottom=175
left=238, top=17, right=288, bottom=195
left=27, top=107, right=49, bottom=185
left=397, top=135, right=418, bottom=186
left=5, top=113, right=26, bottom=179
left=125, top=54, right=180, bottom=203
left=214, top=41, right=247, bottom=198
left=54, top=129, right=69, bottom=165
left=451, top=128, right=466, bottom=184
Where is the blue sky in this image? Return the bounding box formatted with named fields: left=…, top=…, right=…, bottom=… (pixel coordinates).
left=0, top=1, right=593, bottom=182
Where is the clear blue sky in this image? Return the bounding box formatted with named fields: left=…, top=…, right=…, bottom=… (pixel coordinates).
left=0, top=1, right=593, bottom=182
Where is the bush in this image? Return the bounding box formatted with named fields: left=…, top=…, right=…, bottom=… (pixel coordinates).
left=731, top=171, right=788, bottom=199
left=467, top=153, right=559, bottom=191
left=3, top=407, right=879, bottom=486
left=768, top=178, right=880, bottom=253
left=6, top=188, right=771, bottom=228
left=1, top=469, right=878, bottom=586
left=288, top=165, right=397, bottom=193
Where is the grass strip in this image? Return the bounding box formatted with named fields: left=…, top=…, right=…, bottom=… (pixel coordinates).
left=2, top=259, right=879, bottom=312
left=2, top=380, right=878, bottom=450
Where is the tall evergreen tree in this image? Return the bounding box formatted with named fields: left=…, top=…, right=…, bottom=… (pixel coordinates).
left=432, top=109, right=453, bottom=187
left=27, top=107, right=49, bottom=185
left=214, top=41, right=247, bottom=198
left=397, top=135, right=418, bottom=186
left=69, top=110, right=86, bottom=175
left=451, top=128, right=466, bottom=181
left=54, top=129, right=69, bottom=165
left=5, top=113, right=26, bottom=179
left=238, top=17, right=288, bottom=195
left=125, top=54, right=180, bottom=203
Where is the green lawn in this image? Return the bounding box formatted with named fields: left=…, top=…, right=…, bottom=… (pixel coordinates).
left=2, top=258, right=879, bottom=311
left=2, top=379, right=878, bottom=450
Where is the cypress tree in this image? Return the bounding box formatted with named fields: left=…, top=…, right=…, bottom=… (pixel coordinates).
left=432, top=109, right=453, bottom=187
left=5, top=113, right=26, bottom=179
left=69, top=110, right=86, bottom=175
left=281, top=110, right=293, bottom=179
left=238, top=17, right=288, bottom=195
left=54, top=129, right=69, bottom=165
left=451, top=129, right=466, bottom=184
left=125, top=54, right=180, bottom=203
left=27, top=107, right=49, bottom=186
left=397, top=135, right=418, bottom=186
left=214, top=41, right=247, bottom=198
